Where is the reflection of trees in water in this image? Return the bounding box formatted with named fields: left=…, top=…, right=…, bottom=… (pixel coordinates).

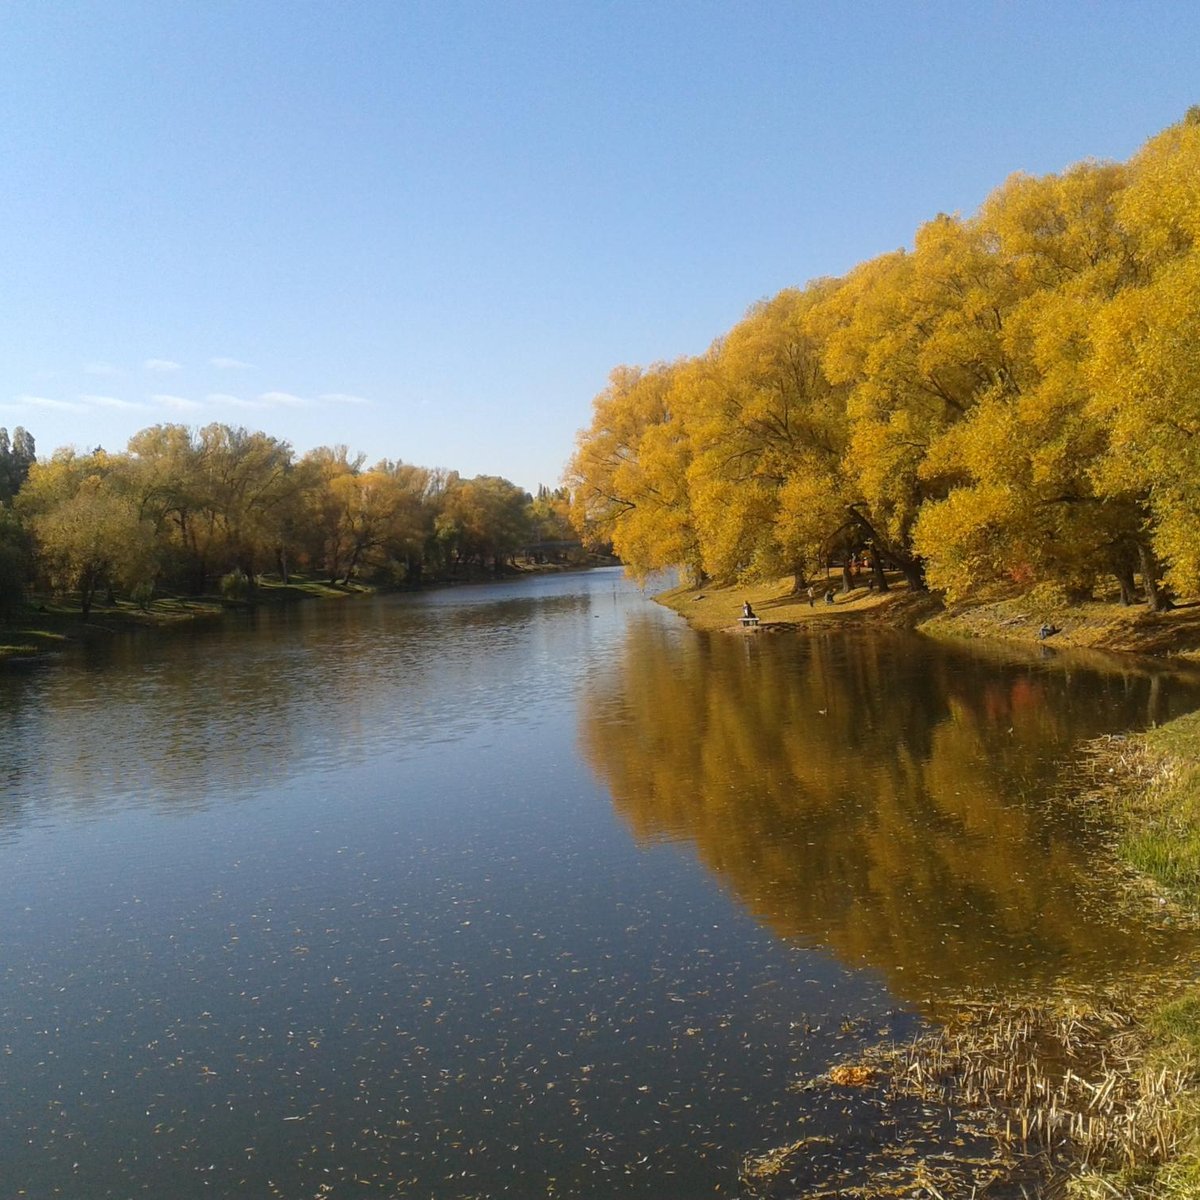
left=0, top=590, right=595, bottom=822
left=0, top=667, right=45, bottom=839
left=580, top=620, right=1200, bottom=1006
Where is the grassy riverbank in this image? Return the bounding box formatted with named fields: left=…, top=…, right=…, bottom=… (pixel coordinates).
left=737, top=720, right=1200, bottom=1198
left=1046, top=720, right=1200, bottom=1200
left=658, top=575, right=1200, bottom=660
left=1073, top=716, right=1200, bottom=1198
left=656, top=574, right=942, bottom=634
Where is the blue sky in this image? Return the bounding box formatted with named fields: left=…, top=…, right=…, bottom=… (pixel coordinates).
left=1, top=1, right=1197, bottom=492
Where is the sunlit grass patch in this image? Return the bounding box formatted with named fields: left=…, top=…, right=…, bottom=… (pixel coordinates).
left=1114, top=714, right=1200, bottom=900
left=255, top=575, right=374, bottom=601
left=1150, top=992, right=1200, bottom=1054
left=656, top=574, right=921, bottom=634
left=0, top=624, right=72, bottom=660
left=1066, top=718, right=1200, bottom=1197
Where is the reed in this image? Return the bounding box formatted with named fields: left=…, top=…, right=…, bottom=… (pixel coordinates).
left=871, top=994, right=1197, bottom=1187
left=744, top=988, right=1197, bottom=1198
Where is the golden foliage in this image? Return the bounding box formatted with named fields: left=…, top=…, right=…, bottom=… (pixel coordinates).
left=568, top=108, right=1200, bottom=608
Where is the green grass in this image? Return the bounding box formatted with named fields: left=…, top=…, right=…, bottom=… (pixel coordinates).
left=1073, top=712, right=1200, bottom=1198
left=1146, top=992, right=1200, bottom=1199
left=0, top=615, right=79, bottom=660
left=1118, top=712, right=1200, bottom=899
left=256, top=577, right=371, bottom=600
left=1150, top=993, right=1200, bottom=1054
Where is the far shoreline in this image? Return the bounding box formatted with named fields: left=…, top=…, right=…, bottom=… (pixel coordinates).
left=0, top=557, right=618, bottom=667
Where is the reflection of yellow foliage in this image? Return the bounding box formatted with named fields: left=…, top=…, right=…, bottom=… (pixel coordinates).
left=580, top=617, right=1193, bottom=1010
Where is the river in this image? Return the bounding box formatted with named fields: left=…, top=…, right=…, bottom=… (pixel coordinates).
left=2, top=568, right=1198, bottom=1198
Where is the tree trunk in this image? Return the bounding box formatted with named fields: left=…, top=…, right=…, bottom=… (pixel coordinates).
left=1114, top=565, right=1138, bottom=607
left=238, top=559, right=258, bottom=595
left=1147, top=672, right=1164, bottom=726
left=890, top=548, right=927, bottom=591
left=867, top=545, right=889, bottom=592
left=1137, top=542, right=1172, bottom=613
left=79, top=568, right=96, bottom=620
left=841, top=563, right=853, bottom=593
left=846, top=503, right=925, bottom=591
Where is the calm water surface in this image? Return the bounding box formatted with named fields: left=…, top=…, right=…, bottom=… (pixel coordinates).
left=2, top=569, right=1199, bottom=1198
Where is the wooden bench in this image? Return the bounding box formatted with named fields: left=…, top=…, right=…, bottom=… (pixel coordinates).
left=739, top=616, right=760, bottom=628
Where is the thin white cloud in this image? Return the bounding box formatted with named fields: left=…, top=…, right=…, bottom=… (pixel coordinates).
left=320, top=392, right=371, bottom=406
left=210, top=357, right=255, bottom=370
left=81, top=393, right=149, bottom=410
left=206, top=392, right=263, bottom=410
left=84, top=361, right=120, bottom=376
left=153, top=393, right=203, bottom=412
left=20, top=394, right=87, bottom=412
left=145, top=358, right=182, bottom=372
left=259, top=390, right=309, bottom=408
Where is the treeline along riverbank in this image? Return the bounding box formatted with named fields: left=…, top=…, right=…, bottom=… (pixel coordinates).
left=567, top=109, right=1200, bottom=624
left=0, top=421, right=592, bottom=660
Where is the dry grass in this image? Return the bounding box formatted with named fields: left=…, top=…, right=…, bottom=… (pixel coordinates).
left=920, top=587, right=1200, bottom=659
left=658, top=574, right=1200, bottom=658
left=656, top=574, right=938, bottom=635
left=875, top=996, right=1195, bottom=1187
left=743, top=989, right=1199, bottom=1199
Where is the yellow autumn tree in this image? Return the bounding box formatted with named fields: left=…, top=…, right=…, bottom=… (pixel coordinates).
left=1087, top=108, right=1200, bottom=602
left=816, top=213, right=1015, bottom=587
left=684, top=282, right=850, bottom=589
left=566, top=109, right=1200, bottom=607
left=18, top=450, right=157, bottom=616
left=914, top=160, right=1149, bottom=603
left=566, top=362, right=702, bottom=582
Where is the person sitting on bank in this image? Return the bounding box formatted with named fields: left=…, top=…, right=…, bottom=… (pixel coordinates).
left=742, top=601, right=756, bottom=620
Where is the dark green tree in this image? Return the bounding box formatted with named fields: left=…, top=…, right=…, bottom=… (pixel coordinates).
left=0, top=426, right=36, bottom=504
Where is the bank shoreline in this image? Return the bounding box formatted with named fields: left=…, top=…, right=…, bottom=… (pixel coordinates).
left=0, top=577, right=373, bottom=666
left=656, top=575, right=1200, bottom=661
left=0, top=561, right=610, bottom=666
